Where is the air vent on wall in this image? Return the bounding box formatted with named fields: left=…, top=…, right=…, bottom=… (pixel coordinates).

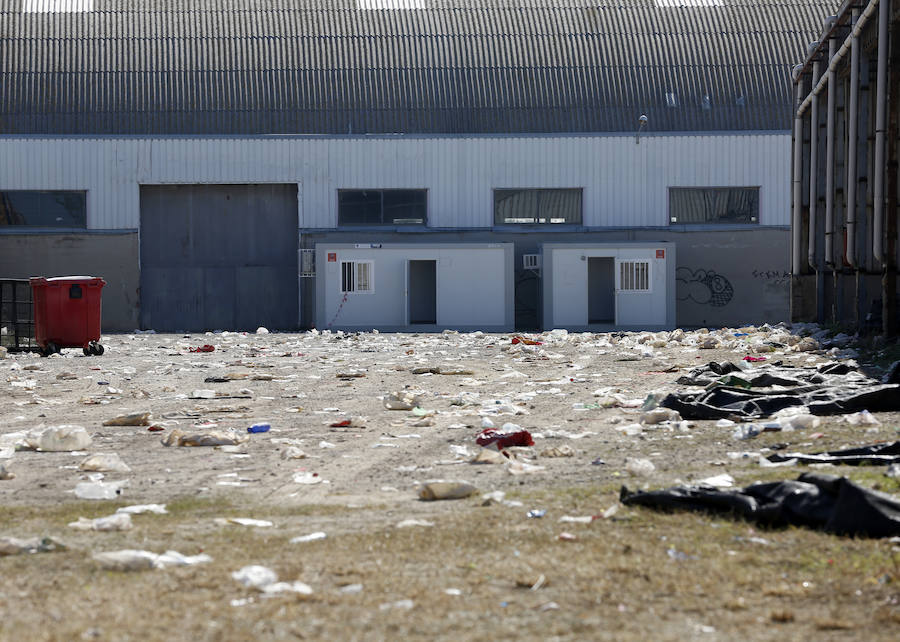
left=523, top=254, right=542, bottom=272
left=299, top=249, right=316, bottom=277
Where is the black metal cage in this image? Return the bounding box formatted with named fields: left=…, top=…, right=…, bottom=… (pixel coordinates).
left=0, top=279, right=37, bottom=352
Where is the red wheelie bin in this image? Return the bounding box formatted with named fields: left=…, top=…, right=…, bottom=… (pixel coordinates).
left=29, top=276, right=106, bottom=357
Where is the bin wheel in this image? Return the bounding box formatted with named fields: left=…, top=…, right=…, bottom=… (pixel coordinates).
left=41, top=342, right=59, bottom=357
left=83, top=347, right=92, bottom=356
left=91, top=343, right=104, bottom=356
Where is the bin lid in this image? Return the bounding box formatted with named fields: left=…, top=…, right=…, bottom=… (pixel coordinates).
left=30, top=276, right=106, bottom=286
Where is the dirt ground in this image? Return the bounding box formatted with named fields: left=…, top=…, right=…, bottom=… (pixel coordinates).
left=1, top=327, right=899, bottom=641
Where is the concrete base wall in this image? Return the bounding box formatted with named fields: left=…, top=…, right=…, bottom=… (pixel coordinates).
left=1, top=228, right=790, bottom=332
left=0, top=233, right=139, bottom=331
left=791, top=275, right=818, bottom=322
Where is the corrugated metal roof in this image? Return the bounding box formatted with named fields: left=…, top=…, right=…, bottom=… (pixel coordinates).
left=0, top=0, right=832, bottom=135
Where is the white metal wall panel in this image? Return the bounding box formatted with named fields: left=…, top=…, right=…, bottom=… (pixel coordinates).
left=0, top=134, right=790, bottom=230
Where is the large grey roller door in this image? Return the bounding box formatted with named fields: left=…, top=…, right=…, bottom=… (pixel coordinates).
left=140, top=184, right=298, bottom=331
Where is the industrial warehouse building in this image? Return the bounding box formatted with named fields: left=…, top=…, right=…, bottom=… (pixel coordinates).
left=0, top=0, right=826, bottom=332
left=790, top=0, right=900, bottom=336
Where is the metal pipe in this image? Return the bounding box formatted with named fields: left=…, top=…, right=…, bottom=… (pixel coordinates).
left=809, top=61, right=820, bottom=269
left=796, top=0, right=880, bottom=118
left=792, top=70, right=805, bottom=276
left=846, top=9, right=860, bottom=268
left=873, top=0, right=888, bottom=263
left=825, top=36, right=837, bottom=266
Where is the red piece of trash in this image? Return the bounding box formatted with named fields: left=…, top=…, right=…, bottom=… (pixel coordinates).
left=189, top=345, right=215, bottom=353
left=147, top=425, right=164, bottom=432
left=742, top=356, right=766, bottom=362
left=511, top=335, right=543, bottom=346
left=476, top=428, right=534, bottom=450
left=330, top=419, right=352, bottom=428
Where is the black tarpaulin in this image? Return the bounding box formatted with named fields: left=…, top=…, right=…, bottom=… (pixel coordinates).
left=766, top=441, right=900, bottom=466
left=662, top=361, right=900, bottom=419
left=620, top=473, right=900, bottom=537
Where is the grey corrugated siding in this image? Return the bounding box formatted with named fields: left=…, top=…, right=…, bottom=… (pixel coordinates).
left=0, top=0, right=832, bottom=135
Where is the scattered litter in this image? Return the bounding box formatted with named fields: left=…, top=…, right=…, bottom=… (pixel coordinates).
left=162, top=429, right=249, bottom=447
left=116, top=504, right=167, bottom=515
left=329, top=416, right=367, bottom=428
left=292, top=471, right=323, bottom=484
left=540, top=445, right=575, bottom=458
left=215, top=518, right=273, bottom=528
left=472, top=449, right=506, bottom=464
left=380, top=599, right=414, bottom=611
left=69, top=513, right=133, bottom=531
left=476, top=425, right=534, bottom=450
left=189, top=344, right=215, bottom=353
left=74, top=480, right=127, bottom=500
left=22, top=425, right=92, bottom=452
left=247, top=423, right=271, bottom=433
left=94, top=549, right=211, bottom=571
left=697, top=473, right=735, bottom=489
left=396, top=519, right=434, bottom=528
left=418, top=480, right=477, bottom=501
left=102, top=411, right=152, bottom=426
left=383, top=391, right=424, bottom=410
left=844, top=410, right=881, bottom=426
left=625, top=458, right=656, bottom=476
left=232, top=565, right=278, bottom=589
left=527, top=509, right=546, bottom=519
left=558, top=515, right=594, bottom=524
left=79, top=453, right=131, bottom=473
left=290, top=532, right=327, bottom=543
left=0, top=536, right=65, bottom=556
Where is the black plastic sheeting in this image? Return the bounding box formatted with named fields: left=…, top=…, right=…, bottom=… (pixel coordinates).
left=661, top=361, right=900, bottom=420
left=620, top=473, right=900, bottom=537
left=767, top=441, right=900, bottom=466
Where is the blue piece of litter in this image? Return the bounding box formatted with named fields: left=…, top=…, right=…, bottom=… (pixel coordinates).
left=247, top=423, right=271, bottom=434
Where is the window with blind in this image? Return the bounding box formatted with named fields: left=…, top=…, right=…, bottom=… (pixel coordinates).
left=669, top=187, right=759, bottom=224
left=493, top=188, right=582, bottom=225
left=340, top=261, right=373, bottom=293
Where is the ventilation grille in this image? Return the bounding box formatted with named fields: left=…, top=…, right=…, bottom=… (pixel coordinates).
left=299, top=249, right=315, bottom=277
left=523, top=254, right=542, bottom=271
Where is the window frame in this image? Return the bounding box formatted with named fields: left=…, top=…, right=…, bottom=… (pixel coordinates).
left=337, top=189, right=427, bottom=227
left=617, top=260, right=652, bottom=293
left=668, top=186, right=760, bottom=226
left=492, top=188, right=583, bottom=226
left=0, top=190, right=88, bottom=230
left=340, top=260, right=374, bottom=294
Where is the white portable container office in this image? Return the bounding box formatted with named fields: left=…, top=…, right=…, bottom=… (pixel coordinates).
left=542, top=242, right=676, bottom=331
left=315, top=243, right=514, bottom=331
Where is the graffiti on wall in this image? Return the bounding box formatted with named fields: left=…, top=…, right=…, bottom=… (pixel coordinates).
left=751, top=269, right=791, bottom=286
left=676, top=267, right=734, bottom=307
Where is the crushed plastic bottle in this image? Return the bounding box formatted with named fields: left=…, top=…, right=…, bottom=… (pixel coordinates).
left=74, top=480, right=127, bottom=500
left=24, top=425, right=92, bottom=452
left=732, top=424, right=763, bottom=440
